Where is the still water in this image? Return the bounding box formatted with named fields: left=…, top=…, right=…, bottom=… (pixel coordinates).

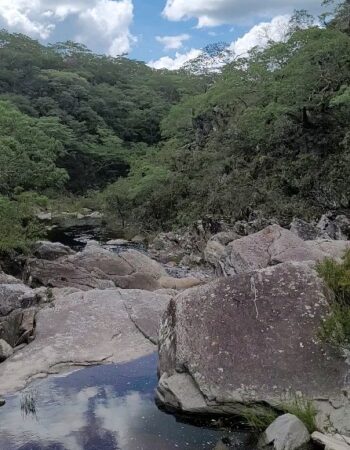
left=0, top=354, right=256, bottom=450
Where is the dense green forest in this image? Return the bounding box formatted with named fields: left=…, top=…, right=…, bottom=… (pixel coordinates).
left=0, top=1, right=349, bottom=249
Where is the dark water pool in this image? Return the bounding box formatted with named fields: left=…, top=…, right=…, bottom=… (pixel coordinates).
left=0, top=354, right=256, bottom=450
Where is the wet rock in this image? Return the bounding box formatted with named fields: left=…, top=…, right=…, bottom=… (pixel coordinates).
left=156, top=262, right=349, bottom=433
left=259, top=414, right=310, bottom=450
left=0, top=339, right=13, bottom=362
left=213, top=441, right=229, bottom=450
left=106, top=239, right=129, bottom=246
left=0, top=287, right=173, bottom=394
left=33, top=241, right=75, bottom=260
left=311, top=432, right=350, bottom=450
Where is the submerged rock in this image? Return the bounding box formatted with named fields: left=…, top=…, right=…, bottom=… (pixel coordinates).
left=259, top=414, right=310, bottom=450
left=156, top=262, right=349, bottom=433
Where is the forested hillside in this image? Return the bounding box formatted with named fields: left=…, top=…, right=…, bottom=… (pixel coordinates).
left=0, top=1, right=349, bottom=249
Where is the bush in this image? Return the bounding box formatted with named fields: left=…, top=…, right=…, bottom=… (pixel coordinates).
left=317, top=250, right=350, bottom=349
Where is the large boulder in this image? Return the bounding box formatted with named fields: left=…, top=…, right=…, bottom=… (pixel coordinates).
left=156, top=262, right=349, bottom=434
left=33, top=241, right=75, bottom=260
left=27, top=244, right=167, bottom=291
left=0, top=287, right=173, bottom=394
left=215, top=225, right=349, bottom=276
left=259, top=414, right=310, bottom=450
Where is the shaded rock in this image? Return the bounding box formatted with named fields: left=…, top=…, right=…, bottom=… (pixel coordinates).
left=156, top=262, right=349, bottom=432
left=0, top=398, right=5, bottom=407
left=0, top=287, right=173, bottom=394
left=33, top=241, right=75, bottom=260
left=311, top=432, right=350, bottom=450
left=290, top=218, right=322, bottom=241
left=317, top=214, right=339, bottom=240
left=204, top=240, right=226, bottom=273
left=0, top=339, right=13, bottom=362
left=0, top=283, right=38, bottom=317
left=259, top=414, right=310, bottom=450
left=210, top=231, right=240, bottom=246
left=0, top=272, right=21, bottom=284
left=334, top=215, right=350, bottom=240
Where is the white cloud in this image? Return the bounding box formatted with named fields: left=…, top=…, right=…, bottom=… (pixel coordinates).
left=230, top=15, right=291, bottom=57
left=148, top=48, right=202, bottom=70
left=156, top=33, right=190, bottom=50
left=148, top=15, right=296, bottom=71
left=163, top=0, right=321, bottom=27
left=0, top=0, right=136, bottom=56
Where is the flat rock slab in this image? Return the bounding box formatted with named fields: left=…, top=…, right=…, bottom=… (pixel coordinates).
left=0, top=287, right=173, bottom=394
left=157, top=262, right=349, bottom=433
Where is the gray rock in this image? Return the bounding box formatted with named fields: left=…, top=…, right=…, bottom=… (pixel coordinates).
left=0, top=398, right=5, bottom=407
left=317, top=214, right=338, bottom=240
left=259, top=414, right=310, bottom=450
left=334, top=215, right=350, bottom=240
left=33, top=241, right=75, bottom=260
left=0, top=287, right=173, bottom=394
left=216, top=225, right=349, bottom=276
left=0, top=339, right=13, bottom=362
left=210, top=231, right=240, bottom=246
left=290, top=218, right=322, bottom=241
left=213, top=441, right=229, bottom=450
left=0, top=283, right=38, bottom=317
left=27, top=245, right=167, bottom=291
left=106, top=239, right=129, bottom=246
left=311, top=432, right=350, bottom=450
left=156, top=262, right=349, bottom=433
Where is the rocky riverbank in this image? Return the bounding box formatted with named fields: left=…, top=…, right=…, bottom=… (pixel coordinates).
left=0, top=213, right=349, bottom=449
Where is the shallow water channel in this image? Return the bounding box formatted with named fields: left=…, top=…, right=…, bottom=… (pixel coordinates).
left=0, top=354, right=257, bottom=450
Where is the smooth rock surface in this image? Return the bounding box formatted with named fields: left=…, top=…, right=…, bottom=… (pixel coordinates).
left=259, top=414, right=310, bottom=450
left=0, top=287, right=173, bottom=394
left=216, top=225, right=349, bottom=275
left=27, top=244, right=167, bottom=291
left=312, top=432, right=350, bottom=450
left=157, top=262, right=349, bottom=432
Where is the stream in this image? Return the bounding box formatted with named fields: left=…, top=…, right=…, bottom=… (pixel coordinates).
left=0, top=354, right=256, bottom=450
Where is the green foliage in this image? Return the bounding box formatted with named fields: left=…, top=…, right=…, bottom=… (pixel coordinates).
left=0, top=195, right=44, bottom=252
left=240, top=406, right=279, bottom=430
left=317, top=250, right=350, bottom=348
left=282, top=395, right=317, bottom=433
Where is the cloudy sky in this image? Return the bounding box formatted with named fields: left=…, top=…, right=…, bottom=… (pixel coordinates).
left=0, top=0, right=324, bottom=69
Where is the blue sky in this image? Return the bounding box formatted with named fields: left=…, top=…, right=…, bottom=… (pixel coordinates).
left=0, top=0, right=324, bottom=69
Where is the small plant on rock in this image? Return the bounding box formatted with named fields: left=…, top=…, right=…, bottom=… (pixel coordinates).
left=317, top=250, right=350, bottom=349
